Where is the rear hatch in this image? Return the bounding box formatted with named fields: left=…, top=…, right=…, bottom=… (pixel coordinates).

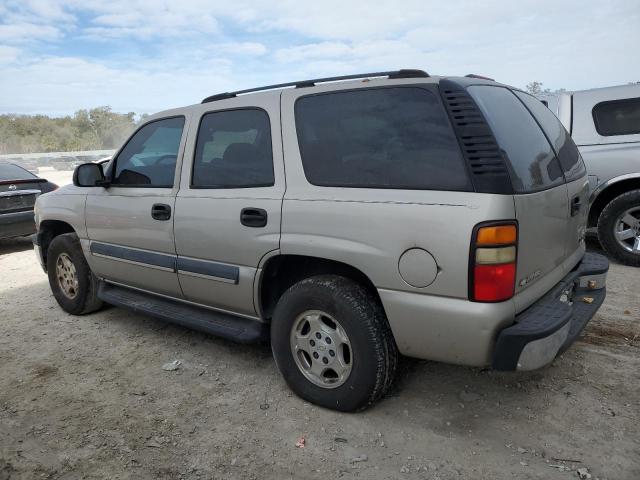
left=0, top=163, right=45, bottom=214
left=468, top=85, right=588, bottom=312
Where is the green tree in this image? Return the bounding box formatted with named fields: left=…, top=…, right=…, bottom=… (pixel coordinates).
left=0, top=107, right=140, bottom=154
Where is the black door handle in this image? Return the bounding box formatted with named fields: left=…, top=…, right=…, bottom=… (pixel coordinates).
left=570, top=196, right=582, bottom=217
left=151, top=203, right=171, bottom=221
left=240, top=208, right=267, bottom=227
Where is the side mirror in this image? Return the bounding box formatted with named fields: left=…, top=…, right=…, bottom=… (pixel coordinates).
left=73, top=163, right=109, bottom=187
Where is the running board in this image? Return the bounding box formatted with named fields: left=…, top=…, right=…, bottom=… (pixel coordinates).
left=97, top=282, right=268, bottom=343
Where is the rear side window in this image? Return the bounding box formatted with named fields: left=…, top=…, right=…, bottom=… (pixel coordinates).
left=515, top=91, right=586, bottom=182
left=592, top=97, right=640, bottom=136
left=0, top=163, right=37, bottom=181
left=468, top=86, right=564, bottom=193
left=295, top=87, right=472, bottom=191
left=192, top=109, right=274, bottom=188
left=113, top=116, right=185, bottom=187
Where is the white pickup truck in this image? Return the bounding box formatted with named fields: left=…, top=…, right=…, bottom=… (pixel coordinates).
left=539, top=84, right=640, bottom=266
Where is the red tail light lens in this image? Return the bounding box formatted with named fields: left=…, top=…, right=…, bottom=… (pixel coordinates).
left=470, top=222, right=518, bottom=302
left=473, top=263, right=516, bottom=301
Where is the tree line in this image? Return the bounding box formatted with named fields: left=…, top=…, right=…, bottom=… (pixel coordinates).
left=0, top=107, right=149, bottom=154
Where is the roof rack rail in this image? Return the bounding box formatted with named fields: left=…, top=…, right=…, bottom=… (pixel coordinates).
left=201, top=69, right=429, bottom=103
left=465, top=74, right=495, bottom=81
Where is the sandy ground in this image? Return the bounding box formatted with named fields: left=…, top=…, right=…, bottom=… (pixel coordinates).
left=0, top=236, right=638, bottom=480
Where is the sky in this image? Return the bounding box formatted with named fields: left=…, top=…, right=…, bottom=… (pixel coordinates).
left=0, top=0, right=638, bottom=116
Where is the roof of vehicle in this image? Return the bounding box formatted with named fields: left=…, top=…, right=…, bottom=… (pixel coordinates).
left=147, top=70, right=508, bottom=121
left=539, top=82, right=640, bottom=100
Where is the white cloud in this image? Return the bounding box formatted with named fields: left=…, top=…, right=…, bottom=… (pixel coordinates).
left=0, top=0, right=639, bottom=114
left=0, top=54, right=243, bottom=115
left=213, top=42, right=267, bottom=56
left=81, top=0, right=221, bottom=39
left=0, top=45, right=21, bottom=64
left=0, top=23, right=61, bottom=43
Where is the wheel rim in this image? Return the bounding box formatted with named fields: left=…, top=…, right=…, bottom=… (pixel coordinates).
left=55, top=253, right=79, bottom=299
left=613, top=206, right=640, bottom=254
left=289, top=310, right=352, bottom=389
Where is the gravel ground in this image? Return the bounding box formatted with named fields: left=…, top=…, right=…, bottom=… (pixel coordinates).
left=0, top=236, right=638, bottom=480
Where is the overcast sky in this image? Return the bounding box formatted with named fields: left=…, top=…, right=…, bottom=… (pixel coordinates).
left=1, top=0, right=638, bottom=116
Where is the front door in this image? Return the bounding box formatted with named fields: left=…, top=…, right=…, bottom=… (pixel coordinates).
left=174, top=96, right=284, bottom=317
left=85, top=115, right=189, bottom=297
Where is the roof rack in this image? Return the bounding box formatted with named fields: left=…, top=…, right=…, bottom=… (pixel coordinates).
left=201, top=69, right=429, bottom=103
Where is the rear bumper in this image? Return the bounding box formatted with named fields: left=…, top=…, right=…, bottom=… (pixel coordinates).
left=492, top=251, right=609, bottom=371
left=0, top=210, right=35, bottom=239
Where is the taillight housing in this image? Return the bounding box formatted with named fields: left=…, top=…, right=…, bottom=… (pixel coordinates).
left=469, top=222, right=518, bottom=302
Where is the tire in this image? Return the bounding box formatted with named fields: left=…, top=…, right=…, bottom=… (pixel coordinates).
left=271, top=275, right=398, bottom=412
left=47, top=233, right=103, bottom=315
left=597, top=189, right=640, bottom=267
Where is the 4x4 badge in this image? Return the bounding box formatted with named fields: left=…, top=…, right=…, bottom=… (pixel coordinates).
left=8, top=184, right=17, bottom=190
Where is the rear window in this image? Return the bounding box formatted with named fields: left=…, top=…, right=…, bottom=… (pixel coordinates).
left=514, top=91, right=586, bottom=182
left=294, top=87, right=472, bottom=191
left=592, top=97, right=640, bottom=136
left=0, top=163, right=37, bottom=181
left=468, top=86, right=564, bottom=193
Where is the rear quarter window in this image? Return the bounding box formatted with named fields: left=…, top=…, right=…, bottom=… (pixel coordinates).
left=514, top=90, right=586, bottom=182
left=592, top=97, right=640, bottom=136
left=294, top=86, right=472, bottom=191
left=468, top=86, right=564, bottom=193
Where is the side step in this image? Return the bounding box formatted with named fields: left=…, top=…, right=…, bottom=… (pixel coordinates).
left=97, top=282, right=268, bottom=343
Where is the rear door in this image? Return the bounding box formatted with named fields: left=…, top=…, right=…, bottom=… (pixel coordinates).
left=468, top=86, right=571, bottom=305
left=173, top=95, right=284, bottom=317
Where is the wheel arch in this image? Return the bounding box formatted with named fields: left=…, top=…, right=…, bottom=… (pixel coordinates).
left=36, top=220, right=77, bottom=271
left=589, top=175, right=640, bottom=227
left=257, top=254, right=383, bottom=320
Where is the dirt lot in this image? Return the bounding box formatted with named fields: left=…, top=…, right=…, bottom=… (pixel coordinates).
left=0, top=237, right=638, bottom=480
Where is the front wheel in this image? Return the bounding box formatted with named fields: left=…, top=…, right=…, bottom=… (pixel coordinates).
left=597, top=189, right=640, bottom=267
left=47, top=233, right=103, bottom=315
left=271, top=275, right=398, bottom=412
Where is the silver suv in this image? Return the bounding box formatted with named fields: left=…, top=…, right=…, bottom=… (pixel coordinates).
left=33, top=70, right=609, bottom=411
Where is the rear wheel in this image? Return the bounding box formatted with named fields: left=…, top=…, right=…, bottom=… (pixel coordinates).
left=47, top=233, right=103, bottom=314
left=597, top=190, right=640, bottom=267
left=271, top=275, right=397, bottom=412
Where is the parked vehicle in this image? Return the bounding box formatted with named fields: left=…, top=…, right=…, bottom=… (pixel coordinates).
left=1, top=162, right=57, bottom=240
left=50, top=156, right=83, bottom=171
left=33, top=70, right=608, bottom=411
left=539, top=84, right=640, bottom=265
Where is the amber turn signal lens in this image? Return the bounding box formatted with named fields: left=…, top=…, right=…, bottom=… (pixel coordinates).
left=476, top=225, right=517, bottom=245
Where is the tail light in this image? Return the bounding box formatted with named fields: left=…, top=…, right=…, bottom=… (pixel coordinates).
left=469, top=222, right=517, bottom=302
left=40, top=181, right=59, bottom=193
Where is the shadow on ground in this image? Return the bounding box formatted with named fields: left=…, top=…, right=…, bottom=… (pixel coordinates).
left=0, top=236, right=33, bottom=255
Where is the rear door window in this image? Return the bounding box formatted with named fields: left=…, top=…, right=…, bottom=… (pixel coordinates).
left=468, top=86, right=564, bottom=193
left=514, top=90, right=586, bottom=182
left=294, top=87, right=472, bottom=191
left=192, top=109, right=274, bottom=188
left=592, top=97, right=640, bottom=136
